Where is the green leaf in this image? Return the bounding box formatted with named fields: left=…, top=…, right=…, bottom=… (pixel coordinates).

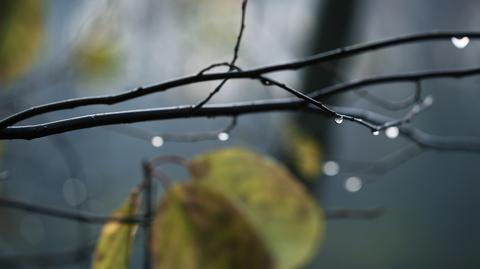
left=153, top=183, right=273, bottom=269
left=0, top=0, right=43, bottom=82
left=189, top=148, right=324, bottom=269
left=91, top=190, right=139, bottom=269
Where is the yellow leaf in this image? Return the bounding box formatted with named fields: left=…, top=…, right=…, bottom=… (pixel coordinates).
left=153, top=183, right=273, bottom=269
left=91, top=190, right=139, bottom=269
left=0, top=0, right=43, bottom=82
left=284, top=125, right=323, bottom=180
left=189, top=148, right=324, bottom=269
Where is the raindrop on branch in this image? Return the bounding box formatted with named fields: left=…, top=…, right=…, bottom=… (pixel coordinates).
left=451, top=36, right=470, bottom=49
left=334, top=116, right=343, bottom=124
left=372, top=130, right=380, bottom=136
left=218, top=132, right=230, bottom=141
left=385, top=127, right=399, bottom=139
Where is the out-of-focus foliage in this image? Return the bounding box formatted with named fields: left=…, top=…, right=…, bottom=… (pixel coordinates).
left=72, top=5, right=122, bottom=83
left=0, top=0, right=43, bottom=82
left=91, top=190, right=139, bottom=269
left=92, top=148, right=323, bottom=269
left=189, top=148, right=324, bottom=269
left=73, top=35, right=121, bottom=81
left=153, top=182, right=273, bottom=269
left=283, top=124, right=323, bottom=181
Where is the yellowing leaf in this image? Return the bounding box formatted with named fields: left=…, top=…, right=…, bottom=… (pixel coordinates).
left=91, top=190, right=139, bottom=269
left=284, top=125, right=323, bottom=180
left=189, top=148, right=324, bottom=269
left=153, top=183, right=273, bottom=269
left=0, top=0, right=43, bottom=82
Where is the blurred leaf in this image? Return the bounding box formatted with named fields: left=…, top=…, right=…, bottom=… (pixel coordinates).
left=72, top=5, right=122, bottom=83
left=189, top=148, right=324, bottom=269
left=284, top=124, right=323, bottom=180
left=73, top=36, right=121, bottom=80
left=0, top=0, right=43, bottom=82
left=91, top=190, right=139, bottom=269
left=153, top=183, right=273, bottom=269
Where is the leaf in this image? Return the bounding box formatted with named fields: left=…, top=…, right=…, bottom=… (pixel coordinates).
left=0, top=0, right=43, bottom=82
left=153, top=183, right=273, bottom=269
left=189, top=148, right=324, bottom=269
left=91, top=190, right=140, bottom=269
left=73, top=36, right=121, bottom=79
left=284, top=124, right=323, bottom=180
left=71, top=5, right=122, bottom=83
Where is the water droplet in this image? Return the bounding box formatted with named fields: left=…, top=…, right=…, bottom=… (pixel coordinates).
left=323, top=161, right=340, bottom=176
left=451, top=36, right=470, bottom=49
left=334, top=116, right=343, bottom=124
left=151, top=136, right=164, bottom=147
left=218, top=132, right=230, bottom=141
left=423, top=95, right=434, bottom=106
left=345, top=176, right=362, bottom=192
left=372, top=130, right=380, bottom=136
left=385, top=126, right=399, bottom=139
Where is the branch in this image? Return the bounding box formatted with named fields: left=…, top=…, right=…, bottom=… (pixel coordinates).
left=0, top=196, right=143, bottom=224
left=311, top=67, right=480, bottom=98
left=2, top=31, right=480, bottom=128
left=334, top=106, right=480, bottom=152
left=2, top=65, right=480, bottom=140
left=0, top=245, right=93, bottom=268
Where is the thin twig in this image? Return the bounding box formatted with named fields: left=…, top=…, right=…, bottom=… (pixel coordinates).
left=194, top=0, right=249, bottom=108
left=335, top=144, right=424, bottom=175
left=355, top=80, right=422, bottom=111
left=142, top=161, right=153, bottom=269
left=0, top=196, right=144, bottom=224
left=0, top=245, right=93, bottom=268
left=104, top=117, right=237, bottom=143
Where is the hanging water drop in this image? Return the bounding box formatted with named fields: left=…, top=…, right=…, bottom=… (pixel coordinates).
left=451, top=36, right=470, bottom=49
left=423, top=95, right=434, bottom=106
left=372, top=130, right=380, bottom=136
left=334, top=116, right=343, bottom=124
left=151, top=136, right=164, bottom=147
left=385, top=126, right=399, bottom=139
left=217, top=132, right=230, bottom=141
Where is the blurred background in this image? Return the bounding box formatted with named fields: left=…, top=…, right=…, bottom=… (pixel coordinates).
left=1, top=0, right=480, bottom=268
